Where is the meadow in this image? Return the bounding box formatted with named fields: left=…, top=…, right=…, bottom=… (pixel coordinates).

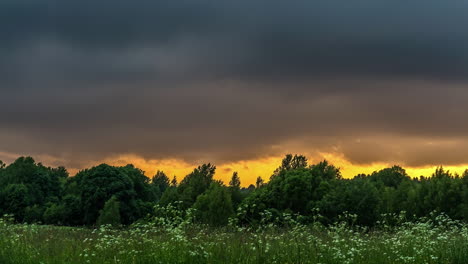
left=1, top=213, right=468, bottom=264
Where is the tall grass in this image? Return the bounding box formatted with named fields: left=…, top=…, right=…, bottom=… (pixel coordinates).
left=1, top=213, right=468, bottom=264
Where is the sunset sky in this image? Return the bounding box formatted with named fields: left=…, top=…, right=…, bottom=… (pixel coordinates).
left=1, top=1, right=468, bottom=185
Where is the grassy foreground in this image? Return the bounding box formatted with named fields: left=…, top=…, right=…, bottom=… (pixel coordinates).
left=1, top=214, right=468, bottom=264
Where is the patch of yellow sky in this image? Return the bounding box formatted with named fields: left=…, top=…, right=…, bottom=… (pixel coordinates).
left=86, top=153, right=468, bottom=187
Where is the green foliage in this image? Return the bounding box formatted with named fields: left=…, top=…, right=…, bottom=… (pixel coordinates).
left=74, top=164, right=135, bottom=225
left=369, top=166, right=410, bottom=188
left=23, top=205, right=44, bottom=224
left=193, top=182, right=234, bottom=226
left=272, top=154, right=308, bottom=179
left=171, top=176, right=177, bottom=186
left=175, top=163, right=216, bottom=209
left=43, top=203, right=66, bottom=225
left=122, top=165, right=153, bottom=202
left=229, top=171, right=241, bottom=188
left=317, top=178, right=381, bottom=225
left=238, top=158, right=341, bottom=224
left=0, top=157, right=66, bottom=222
left=150, top=202, right=195, bottom=228
left=229, top=172, right=243, bottom=208
left=159, top=186, right=181, bottom=207
left=59, top=194, right=82, bottom=226
left=255, top=176, right=264, bottom=188
left=151, top=170, right=170, bottom=201
left=96, top=196, right=121, bottom=227
left=0, top=184, right=29, bottom=221
left=1, top=214, right=468, bottom=264
left=1, top=154, right=468, bottom=229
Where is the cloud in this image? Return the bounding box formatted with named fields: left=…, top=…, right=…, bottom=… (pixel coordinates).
left=3, top=0, right=468, bottom=80
left=1, top=0, right=468, bottom=169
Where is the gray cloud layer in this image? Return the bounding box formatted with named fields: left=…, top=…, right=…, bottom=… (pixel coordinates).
left=1, top=0, right=468, bottom=168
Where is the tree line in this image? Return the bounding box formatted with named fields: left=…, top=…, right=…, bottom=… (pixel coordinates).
left=0, top=155, right=468, bottom=227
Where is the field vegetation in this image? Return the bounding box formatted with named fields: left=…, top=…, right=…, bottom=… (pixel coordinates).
left=1, top=212, right=468, bottom=264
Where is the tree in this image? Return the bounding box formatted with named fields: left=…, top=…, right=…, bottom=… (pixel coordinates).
left=238, top=159, right=341, bottom=225
left=461, top=170, right=468, bottom=220
left=229, top=172, right=241, bottom=189
left=43, top=203, right=66, bottom=225
left=0, top=157, right=64, bottom=208
left=309, top=160, right=341, bottom=181
left=193, top=182, right=234, bottom=226
left=120, top=165, right=155, bottom=219
left=3, top=153, right=468, bottom=228
left=369, top=166, right=410, bottom=188
left=74, top=164, right=135, bottom=225
left=171, top=176, right=178, bottom=187
left=123, top=165, right=153, bottom=201
left=272, top=154, right=308, bottom=178
left=423, top=167, right=462, bottom=219
left=256, top=176, right=264, bottom=188
left=97, top=196, right=121, bottom=227
left=60, top=194, right=83, bottom=226
left=229, top=172, right=242, bottom=208
left=159, top=186, right=181, bottom=207
left=152, top=170, right=170, bottom=201
left=0, top=184, right=29, bottom=221
left=24, top=205, right=44, bottom=224
left=317, top=178, right=381, bottom=226
left=178, top=164, right=216, bottom=208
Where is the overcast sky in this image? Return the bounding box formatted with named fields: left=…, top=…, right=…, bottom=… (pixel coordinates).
left=1, top=0, right=468, bottom=174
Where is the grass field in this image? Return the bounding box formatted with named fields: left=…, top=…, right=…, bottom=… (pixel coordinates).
left=1, top=214, right=468, bottom=264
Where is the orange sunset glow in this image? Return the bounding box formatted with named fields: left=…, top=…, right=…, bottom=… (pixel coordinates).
left=60, top=154, right=467, bottom=187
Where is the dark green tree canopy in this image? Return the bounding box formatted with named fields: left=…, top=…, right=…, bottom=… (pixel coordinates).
left=193, top=181, right=234, bottom=226
left=152, top=170, right=170, bottom=201
left=229, top=172, right=241, bottom=189
left=229, top=172, right=243, bottom=209
left=255, top=176, right=264, bottom=188
left=272, top=154, right=308, bottom=178
left=0, top=157, right=66, bottom=221
left=177, top=164, right=216, bottom=208
left=97, top=196, right=121, bottom=227
left=369, top=166, right=410, bottom=188
left=73, top=164, right=142, bottom=225
left=1, top=154, right=468, bottom=227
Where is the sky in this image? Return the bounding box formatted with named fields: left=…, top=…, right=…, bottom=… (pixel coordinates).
left=1, top=0, right=468, bottom=185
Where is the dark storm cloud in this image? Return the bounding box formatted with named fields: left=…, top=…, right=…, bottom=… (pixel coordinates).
left=3, top=0, right=468, bottom=79
left=1, top=0, right=468, bottom=168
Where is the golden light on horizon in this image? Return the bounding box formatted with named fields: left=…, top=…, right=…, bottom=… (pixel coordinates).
left=64, top=153, right=468, bottom=187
